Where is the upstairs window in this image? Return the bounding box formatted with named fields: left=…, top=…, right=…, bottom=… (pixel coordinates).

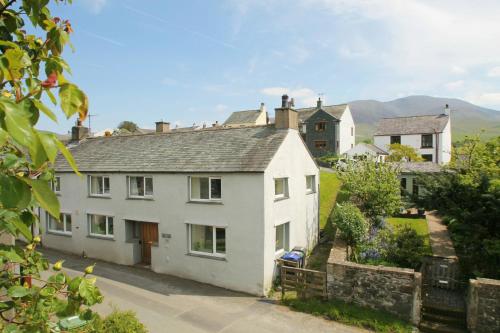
left=52, top=176, right=61, bottom=194
left=315, top=141, right=327, bottom=149
left=47, top=212, right=72, bottom=235
left=306, top=175, right=316, bottom=193
left=421, top=134, right=433, bottom=148
left=188, top=224, right=226, bottom=257
left=128, top=176, right=153, bottom=198
left=88, top=214, right=114, bottom=238
left=390, top=136, right=401, bottom=144
left=190, top=177, right=221, bottom=201
left=89, top=176, right=110, bottom=196
left=274, top=178, right=289, bottom=199
left=315, top=122, right=327, bottom=132
left=275, top=222, right=290, bottom=252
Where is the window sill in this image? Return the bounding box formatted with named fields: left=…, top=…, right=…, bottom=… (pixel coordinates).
left=126, top=196, right=154, bottom=201
left=186, top=253, right=227, bottom=261
left=46, top=231, right=72, bottom=237
left=421, top=146, right=433, bottom=149
left=186, top=200, right=223, bottom=205
left=87, top=235, right=115, bottom=241
left=274, top=196, right=289, bottom=202
left=306, top=190, right=316, bottom=195
left=88, top=195, right=111, bottom=199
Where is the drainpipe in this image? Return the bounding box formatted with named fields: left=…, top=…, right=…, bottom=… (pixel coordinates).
left=435, top=131, right=439, bottom=164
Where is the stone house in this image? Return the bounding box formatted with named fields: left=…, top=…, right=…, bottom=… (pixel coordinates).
left=41, top=103, right=319, bottom=296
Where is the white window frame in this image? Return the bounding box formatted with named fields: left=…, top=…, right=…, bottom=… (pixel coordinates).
left=127, top=176, right=153, bottom=199
left=274, top=177, right=289, bottom=199
left=88, top=214, right=114, bottom=238
left=187, top=224, right=226, bottom=258
left=275, top=222, right=290, bottom=253
left=88, top=175, right=111, bottom=197
left=306, top=175, right=316, bottom=193
left=189, top=176, right=222, bottom=202
left=47, top=212, right=72, bottom=235
left=52, top=176, right=61, bottom=194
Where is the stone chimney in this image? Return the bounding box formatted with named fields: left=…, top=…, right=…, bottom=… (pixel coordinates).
left=155, top=121, right=170, bottom=133
left=275, top=94, right=298, bottom=130
left=317, top=97, right=323, bottom=109
left=71, top=119, right=89, bottom=141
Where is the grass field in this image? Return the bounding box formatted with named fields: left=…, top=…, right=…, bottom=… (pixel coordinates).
left=386, top=217, right=432, bottom=254
left=319, top=171, right=342, bottom=229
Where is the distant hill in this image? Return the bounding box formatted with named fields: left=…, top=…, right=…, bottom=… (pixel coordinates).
left=349, top=95, right=500, bottom=142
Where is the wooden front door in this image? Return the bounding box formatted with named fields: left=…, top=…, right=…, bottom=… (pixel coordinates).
left=140, top=223, right=158, bottom=264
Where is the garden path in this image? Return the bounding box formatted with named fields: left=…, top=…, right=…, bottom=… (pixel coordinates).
left=425, top=211, right=456, bottom=258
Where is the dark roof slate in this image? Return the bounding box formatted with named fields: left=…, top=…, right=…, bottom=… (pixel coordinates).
left=398, top=162, right=443, bottom=174
left=223, top=109, right=262, bottom=125
left=296, top=104, right=348, bottom=123
left=374, top=114, right=449, bottom=136
left=55, top=126, right=288, bottom=173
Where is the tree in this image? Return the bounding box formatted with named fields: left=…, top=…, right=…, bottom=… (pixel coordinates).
left=332, top=203, right=368, bottom=261
left=337, top=159, right=402, bottom=221
left=386, top=144, right=423, bottom=162
left=0, top=0, right=104, bottom=330
left=117, top=121, right=138, bottom=133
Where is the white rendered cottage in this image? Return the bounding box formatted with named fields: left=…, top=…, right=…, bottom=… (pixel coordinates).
left=41, top=105, right=319, bottom=296
left=373, top=106, right=452, bottom=164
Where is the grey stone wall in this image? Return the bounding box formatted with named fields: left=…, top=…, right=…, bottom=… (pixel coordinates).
left=467, top=278, right=500, bottom=333
left=326, top=235, right=422, bottom=324
left=303, top=110, right=339, bottom=157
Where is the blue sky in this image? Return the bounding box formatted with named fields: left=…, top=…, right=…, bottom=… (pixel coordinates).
left=42, top=0, right=500, bottom=134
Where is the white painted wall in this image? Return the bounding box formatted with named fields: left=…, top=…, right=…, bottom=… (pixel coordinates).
left=440, top=120, right=452, bottom=164
left=344, top=144, right=386, bottom=162
left=339, top=106, right=355, bottom=154
left=262, top=130, right=319, bottom=294
left=41, top=130, right=319, bottom=296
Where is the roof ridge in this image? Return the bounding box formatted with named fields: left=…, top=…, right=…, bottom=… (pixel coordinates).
left=380, top=114, right=447, bottom=120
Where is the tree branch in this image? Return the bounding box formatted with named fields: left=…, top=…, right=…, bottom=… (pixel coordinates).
left=0, top=0, right=17, bottom=15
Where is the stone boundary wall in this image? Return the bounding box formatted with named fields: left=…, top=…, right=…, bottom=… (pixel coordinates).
left=326, top=235, right=421, bottom=324
left=467, top=278, right=500, bottom=333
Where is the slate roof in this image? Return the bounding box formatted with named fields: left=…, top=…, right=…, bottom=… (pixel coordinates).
left=374, top=114, right=449, bottom=136
left=398, top=162, right=443, bottom=174
left=361, top=143, right=389, bottom=155
left=296, top=104, right=348, bottom=123
left=55, top=126, right=289, bottom=173
left=223, top=109, right=262, bottom=125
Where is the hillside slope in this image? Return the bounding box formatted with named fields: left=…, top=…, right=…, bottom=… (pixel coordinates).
left=349, top=95, right=500, bottom=141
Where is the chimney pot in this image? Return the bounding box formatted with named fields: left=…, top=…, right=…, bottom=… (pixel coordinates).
left=281, top=94, right=289, bottom=108
left=317, top=97, right=323, bottom=109
left=289, top=98, right=295, bottom=108
left=275, top=96, right=298, bottom=130
left=155, top=121, right=170, bottom=133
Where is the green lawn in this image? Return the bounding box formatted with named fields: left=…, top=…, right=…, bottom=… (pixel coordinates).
left=386, top=217, right=432, bottom=254
left=282, top=295, right=414, bottom=333
left=319, top=171, right=341, bottom=229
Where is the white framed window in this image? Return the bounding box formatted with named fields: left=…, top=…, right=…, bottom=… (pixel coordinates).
left=52, top=176, right=61, bottom=194
left=47, top=212, right=72, bottom=235
left=128, top=176, right=153, bottom=198
left=188, top=224, right=226, bottom=257
left=89, top=175, right=110, bottom=196
left=189, top=177, right=221, bottom=201
left=88, top=214, right=114, bottom=238
left=274, top=178, right=289, bottom=199
left=275, top=222, right=290, bottom=252
left=306, top=175, right=316, bottom=193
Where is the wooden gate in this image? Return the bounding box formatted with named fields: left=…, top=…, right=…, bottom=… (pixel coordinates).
left=280, top=266, right=327, bottom=299
left=421, top=256, right=462, bottom=290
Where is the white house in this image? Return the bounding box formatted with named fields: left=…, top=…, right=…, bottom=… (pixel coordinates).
left=344, top=143, right=388, bottom=163
left=373, top=106, right=451, bottom=164
left=41, top=104, right=319, bottom=296
left=398, top=162, right=443, bottom=198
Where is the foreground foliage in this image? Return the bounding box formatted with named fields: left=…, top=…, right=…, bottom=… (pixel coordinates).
left=413, top=135, right=500, bottom=278
left=93, top=309, right=148, bottom=333
left=332, top=203, right=368, bottom=261
left=0, top=0, right=108, bottom=331
left=282, top=295, right=413, bottom=333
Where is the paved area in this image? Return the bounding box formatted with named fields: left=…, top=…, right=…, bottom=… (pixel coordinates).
left=40, top=247, right=366, bottom=333
left=425, top=211, right=456, bottom=258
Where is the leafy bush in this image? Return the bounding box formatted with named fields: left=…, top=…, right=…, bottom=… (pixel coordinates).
left=332, top=203, right=368, bottom=261
left=93, top=310, right=148, bottom=333
left=384, top=226, right=427, bottom=269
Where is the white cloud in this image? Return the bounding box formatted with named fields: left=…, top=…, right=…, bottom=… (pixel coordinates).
left=82, top=0, right=107, bottom=14
left=468, top=92, right=500, bottom=108
left=451, top=65, right=466, bottom=75
left=487, top=66, right=500, bottom=77
left=260, top=87, right=319, bottom=106
left=445, top=80, right=464, bottom=91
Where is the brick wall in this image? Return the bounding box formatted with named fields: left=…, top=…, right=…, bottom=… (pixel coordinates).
left=467, top=278, right=500, bottom=333
left=326, top=236, right=422, bottom=324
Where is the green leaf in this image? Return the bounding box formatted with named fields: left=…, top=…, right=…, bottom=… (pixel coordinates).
left=28, top=131, right=48, bottom=168
left=37, top=131, right=58, bottom=163
left=0, top=98, right=35, bottom=148
left=0, top=175, right=31, bottom=209
left=45, top=88, right=57, bottom=105
left=0, top=41, right=19, bottom=49
left=55, top=138, right=80, bottom=176
left=0, top=301, right=14, bottom=311
left=59, top=83, right=88, bottom=120
left=28, top=178, right=60, bottom=219
left=48, top=272, right=66, bottom=285
left=32, top=99, right=57, bottom=123
left=0, top=249, right=24, bottom=263
left=7, top=285, right=30, bottom=298
left=39, top=286, right=56, bottom=298
left=0, top=128, right=8, bottom=147
left=68, top=276, right=82, bottom=293
left=78, top=277, right=103, bottom=306
left=10, top=217, right=32, bottom=241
